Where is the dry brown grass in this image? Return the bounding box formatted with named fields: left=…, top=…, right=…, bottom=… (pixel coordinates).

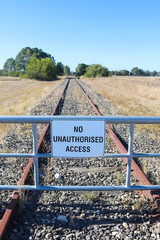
left=81, top=75, right=160, bottom=135
left=0, top=76, right=61, bottom=139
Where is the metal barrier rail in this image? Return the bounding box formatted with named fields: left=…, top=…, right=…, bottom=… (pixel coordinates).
left=0, top=115, right=160, bottom=191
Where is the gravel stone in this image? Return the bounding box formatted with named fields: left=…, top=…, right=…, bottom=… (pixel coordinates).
left=57, top=215, right=68, bottom=223
left=0, top=78, right=159, bottom=240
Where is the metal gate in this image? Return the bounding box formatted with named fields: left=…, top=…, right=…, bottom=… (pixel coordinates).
left=0, top=116, right=160, bottom=191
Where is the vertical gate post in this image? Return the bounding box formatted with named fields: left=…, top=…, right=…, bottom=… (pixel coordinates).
left=126, top=124, right=134, bottom=188
left=33, top=123, right=39, bottom=188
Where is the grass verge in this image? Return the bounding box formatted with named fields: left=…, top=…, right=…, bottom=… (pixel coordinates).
left=81, top=76, right=160, bottom=137
left=0, top=76, right=61, bottom=141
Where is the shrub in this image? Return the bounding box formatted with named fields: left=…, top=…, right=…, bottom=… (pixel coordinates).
left=76, top=63, right=89, bottom=76
left=25, top=56, right=57, bottom=80
left=19, top=72, right=29, bottom=79
left=8, top=71, right=20, bottom=77
left=84, top=64, right=109, bottom=78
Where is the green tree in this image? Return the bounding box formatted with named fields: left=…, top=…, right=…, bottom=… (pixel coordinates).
left=131, top=67, right=139, bottom=76
left=84, top=64, right=109, bottom=78
left=114, top=70, right=121, bottom=76
left=145, top=70, right=151, bottom=76
left=131, top=67, right=145, bottom=76
left=15, top=47, right=54, bottom=71
left=15, top=47, right=33, bottom=71
left=76, top=63, right=89, bottom=76
left=32, top=47, right=54, bottom=60
left=56, top=62, right=64, bottom=76
left=109, top=71, right=115, bottom=76
left=3, top=58, right=15, bottom=73
left=138, top=69, right=145, bottom=76
left=26, top=56, right=56, bottom=80
left=40, top=58, right=56, bottom=80
left=120, top=69, right=129, bottom=76
left=64, top=65, right=70, bottom=75
left=25, top=56, right=41, bottom=79
left=152, top=70, right=157, bottom=76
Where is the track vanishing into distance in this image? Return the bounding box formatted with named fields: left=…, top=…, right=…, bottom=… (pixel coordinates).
left=0, top=78, right=160, bottom=239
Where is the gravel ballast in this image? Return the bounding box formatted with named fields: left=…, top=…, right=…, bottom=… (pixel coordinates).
left=0, top=78, right=159, bottom=240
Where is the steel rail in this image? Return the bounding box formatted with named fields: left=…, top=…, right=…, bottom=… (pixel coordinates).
left=0, top=79, right=70, bottom=240
left=0, top=77, right=160, bottom=240
left=76, top=78, right=160, bottom=222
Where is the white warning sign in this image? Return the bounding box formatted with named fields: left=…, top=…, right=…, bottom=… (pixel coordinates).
left=51, top=120, right=105, bottom=158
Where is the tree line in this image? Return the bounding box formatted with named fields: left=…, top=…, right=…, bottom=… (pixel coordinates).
left=75, top=64, right=158, bottom=78
left=1, top=47, right=158, bottom=80
left=1, top=47, right=71, bottom=80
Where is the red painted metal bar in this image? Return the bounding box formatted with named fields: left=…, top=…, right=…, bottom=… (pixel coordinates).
left=0, top=79, right=69, bottom=240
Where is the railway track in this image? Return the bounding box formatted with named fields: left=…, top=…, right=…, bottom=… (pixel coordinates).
left=0, top=78, right=160, bottom=239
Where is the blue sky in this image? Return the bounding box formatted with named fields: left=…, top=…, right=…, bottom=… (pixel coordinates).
left=0, top=0, right=160, bottom=71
